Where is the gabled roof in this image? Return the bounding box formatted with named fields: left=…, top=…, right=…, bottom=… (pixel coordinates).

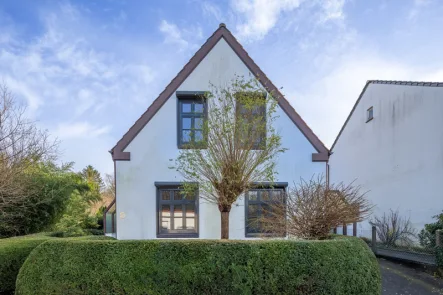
left=111, top=24, right=329, bottom=162
left=330, top=79, right=443, bottom=151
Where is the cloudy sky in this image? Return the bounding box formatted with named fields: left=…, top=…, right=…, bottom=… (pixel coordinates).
left=1, top=0, right=443, bottom=174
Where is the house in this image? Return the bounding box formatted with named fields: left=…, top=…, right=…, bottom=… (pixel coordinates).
left=329, top=80, right=443, bottom=237
left=105, top=24, right=329, bottom=240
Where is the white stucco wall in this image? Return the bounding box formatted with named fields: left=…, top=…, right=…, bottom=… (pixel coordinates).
left=330, top=83, right=443, bottom=237
left=115, top=38, right=326, bottom=240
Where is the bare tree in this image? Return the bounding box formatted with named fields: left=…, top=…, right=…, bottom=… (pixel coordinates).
left=0, top=84, right=58, bottom=214
left=259, top=176, right=373, bottom=240
left=370, top=209, right=416, bottom=246
left=173, top=76, right=286, bottom=239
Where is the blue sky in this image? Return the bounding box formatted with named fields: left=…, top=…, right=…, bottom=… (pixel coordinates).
left=1, top=0, right=443, bottom=174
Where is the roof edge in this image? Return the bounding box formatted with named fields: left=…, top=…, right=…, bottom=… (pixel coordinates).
left=111, top=24, right=329, bottom=161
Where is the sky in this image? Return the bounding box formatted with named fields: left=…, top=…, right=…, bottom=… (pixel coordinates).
left=1, top=0, right=443, bottom=175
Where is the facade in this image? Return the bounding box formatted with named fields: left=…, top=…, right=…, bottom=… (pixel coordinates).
left=107, top=24, right=328, bottom=240
left=329, top=80, right=443, bottom=237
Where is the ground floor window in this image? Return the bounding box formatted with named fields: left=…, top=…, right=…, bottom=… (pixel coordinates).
left=155, top=182, right=199, bottom=238
left=245, top=184, right=286, bottom=237
left=103, top=199, right=116, bottom=235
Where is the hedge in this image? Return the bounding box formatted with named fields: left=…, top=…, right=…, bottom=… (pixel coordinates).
left=16, top=236, right=381, bottom=295
left=0, top=234, right=112, bottom=294
left=0, top=235, right=53, bottom=294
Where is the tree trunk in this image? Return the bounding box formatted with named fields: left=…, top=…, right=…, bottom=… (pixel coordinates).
left=221, top=211, right=230, bottom=239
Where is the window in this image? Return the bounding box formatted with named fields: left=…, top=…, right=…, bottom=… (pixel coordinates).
left=177, top=92, right=207, bottom=148
left=156, top=183, right=199, bottom=238
left=366, top=106, right=373, bottom=122
left=245, top=184, right=286, bottom=237
left=235, top=92, right=266, bottom=149
left=103, top=199, right=116, bottom=235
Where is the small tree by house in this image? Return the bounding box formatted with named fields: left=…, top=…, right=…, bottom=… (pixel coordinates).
left=370, top=209, right=417, bottom=247
left=173, top=76, right=286, bottom=239
left=259, top=176, right=373, bottom=240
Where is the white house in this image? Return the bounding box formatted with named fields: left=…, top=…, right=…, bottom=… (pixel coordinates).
left=105, top=24, right=329, bottom=240
left=329, top=80, right=443, bottom=237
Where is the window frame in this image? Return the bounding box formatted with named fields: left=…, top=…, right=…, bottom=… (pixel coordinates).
left=366, top=106, right=374, bottom=123
left=176, top=91, right=208, bottom=149
left=235, top=92, right=267, bottom=150
left=155, top=182, right=199, bottom=238
left=244, top=182, right=287, bottom=238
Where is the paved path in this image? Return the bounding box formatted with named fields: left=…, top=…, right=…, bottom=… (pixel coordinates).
left=380, top=258, right=443, bottom=294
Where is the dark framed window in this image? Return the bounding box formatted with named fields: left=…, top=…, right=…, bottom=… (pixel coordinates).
left=245, top=184, right=287, bottom=237
left=177, top=91, right=207, bottom=148
left=103, top=199, right=116, bottom=235
left=156, top=182, right=199, bottom=238
left=235, top=92, right=266, bottom=150
left=366, top=106, right=373, bottom=122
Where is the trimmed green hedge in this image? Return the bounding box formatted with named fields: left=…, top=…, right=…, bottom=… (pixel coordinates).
left=0, top=235, right=53, bottom=294
left=16, top=236, right=381, bottom=295
left=0, top=234, right=113, bottom=294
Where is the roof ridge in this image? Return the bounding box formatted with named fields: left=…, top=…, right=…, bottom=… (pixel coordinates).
left=368, top=80, right=443, bottom=87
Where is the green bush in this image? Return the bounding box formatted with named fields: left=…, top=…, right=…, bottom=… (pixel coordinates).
left=16, top=236, right=380, bottom=295
left=0, top=235, right=53, bottom=294
left=0, top=234, right=113, bottom=294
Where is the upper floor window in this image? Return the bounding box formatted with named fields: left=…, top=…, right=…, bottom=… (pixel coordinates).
left=366, top=106, right=373, bottom=122
left=235, top=92, right=266, bottom=150
left=156, top=182, right=199, bottom=238
left=177, top=92, right=207, bottom=148
left=245, top=184, right=286, bottom=237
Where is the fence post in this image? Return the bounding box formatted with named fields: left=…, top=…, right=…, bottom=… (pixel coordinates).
left=436, top=229, right=442, bottom=248
left=371, top=225, right=377, bottom=254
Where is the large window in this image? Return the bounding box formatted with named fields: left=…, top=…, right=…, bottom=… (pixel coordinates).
left=156, top=183, right=199, bottom=238
left=177, top=92, right=207, bottom=148
left=103, top=199, right=116, bottom=235
left=236, top=92, right=266, bottom=150
left=245, top=185, right=286, bottom=237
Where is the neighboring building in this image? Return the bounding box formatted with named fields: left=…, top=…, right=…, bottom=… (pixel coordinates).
left=329, top=80, right=443, bottom=237
left=105, top=24, right=329, bottom=240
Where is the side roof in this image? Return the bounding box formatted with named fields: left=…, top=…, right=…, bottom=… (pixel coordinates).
left=330, top=79, right=443, bottom=151
left=111, top=24, right=329, bottom=162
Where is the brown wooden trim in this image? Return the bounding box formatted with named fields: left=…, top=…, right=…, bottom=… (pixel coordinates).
left=110, top=24, right=329, bottom=161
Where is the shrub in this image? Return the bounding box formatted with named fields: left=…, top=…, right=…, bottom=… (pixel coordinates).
left=419, top=211, right=443, bottom=248
left=0, top=235, right=53, bottom=294
left=0, top=233, right=113, bottom=294
left=370, top=209, right=416, bottom=247
left=16, top=236, right=381, bottom=295
left=260, top=176, right=373, bottom=239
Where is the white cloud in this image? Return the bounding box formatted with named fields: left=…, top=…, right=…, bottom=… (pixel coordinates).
left=55, top=122, right=110, bottom=139
left=201, top=1, right=224, bottom=22
left=159, top=20, right=189, bottom=49
left=232, top=0, right=304, bottom=41
left=231, top=0, right=348, bottom=41
left=318, top=0, right=346, bottom=23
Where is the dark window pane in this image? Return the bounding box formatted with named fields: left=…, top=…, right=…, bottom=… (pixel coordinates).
left=271, top=190, right=283, bottom=202
left=248, top=204, right=259, bottom=217
left=182, top=117, right=192, bottom=129
left=161, top=191, right=170, bottom=200
left=186, top=218, right=195, bottom=229
left=261, top=191, right=270, bottom=201
left=194, top=103, right=204, bottom=113
left=182, top=103, right=192, bottom=113
left=248, top=191, right=258, bottom=201
left=183, top=191, right=195, bottom=201
left=195, top=118, right=203, bottom=129
left=174, top=190, right=182, bottom=200
left=185, top=204, right=195, bottom=217
left=174, top=205, right=183, bottom=217
left=182, top=130, right=191, bottom=142
left=195, top=130, right=203, bottom=142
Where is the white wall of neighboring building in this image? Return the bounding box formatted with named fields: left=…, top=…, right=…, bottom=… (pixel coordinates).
left=115, top=38, right=326, bottom=240
left=329, top=83, right=443, bottom=237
